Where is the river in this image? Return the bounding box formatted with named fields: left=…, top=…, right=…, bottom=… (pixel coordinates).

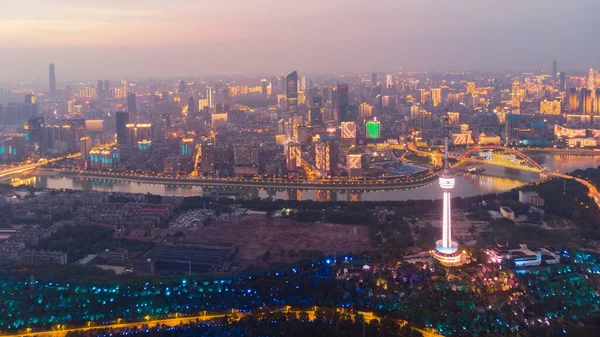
left=4, top=154, right=600, bottom=202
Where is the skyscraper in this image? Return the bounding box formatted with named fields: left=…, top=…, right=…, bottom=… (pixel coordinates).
left=552, top=60, right=557, bottom=82
left=127, top=93, right=137, bottom=114
left=179, top=80, right=186, bottom=95
left=559, top=72, right=566, bottom=92
left=371, top=73, right=377, bottom=87
left=26, top=116, right=45, bottom=149
left=49, top=63, right=56, bottom=99
left=595, top=89, right=600, bottom=115
left=187, top=96, right=196, bottom=119
left=504, top=114, right=520, bottom=145
left=582, top=89, right=593, bottom=114
left=432, top=116, right=462, bottom=266
left=116, top=111, right=129, bottom=146
left=336, top=83, right=349, bottom=122
left=286, top=71, right=299, bottom=115
left=97, top=80, right=105, bottom=100
left=569, top=88, right=579, bottom=113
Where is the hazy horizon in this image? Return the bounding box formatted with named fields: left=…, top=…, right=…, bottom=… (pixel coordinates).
left=1, top=0, right=599, bottom=81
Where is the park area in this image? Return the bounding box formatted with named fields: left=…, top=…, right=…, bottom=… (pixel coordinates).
left=182, top=214, right=373, bottom=268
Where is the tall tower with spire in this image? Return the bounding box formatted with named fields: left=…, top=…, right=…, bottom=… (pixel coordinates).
left=432, top=116, right=462, bottom=266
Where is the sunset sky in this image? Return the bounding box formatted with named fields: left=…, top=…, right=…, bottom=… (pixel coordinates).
left=1, top=0, right=599, bottom=80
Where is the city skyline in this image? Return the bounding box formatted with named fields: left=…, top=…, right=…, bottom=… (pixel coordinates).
left=1, top=0, right=600, bottom=80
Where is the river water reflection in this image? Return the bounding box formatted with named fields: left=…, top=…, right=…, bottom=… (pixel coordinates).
left=6, top=154, right=600, bottom=202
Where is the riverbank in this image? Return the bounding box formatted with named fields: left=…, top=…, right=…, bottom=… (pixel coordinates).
left=33, top=168, right=441, bottom=191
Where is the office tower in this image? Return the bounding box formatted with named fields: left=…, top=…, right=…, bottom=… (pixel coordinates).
left=359, top=102, right=373, bottom=119
left=410, top=105, right=421, bottom=122
left=181, top=138, right=195, bottom=156
left=336, top=83, right=349, bottom=122
left=431, top=88, right=442, bottom=107
left=341, top=122, right=357, bottom=139
left=261, top=79, right=268, bottom=97
left=309, top=106, right=323, bottom=125
left=299, top=76, right=306, bottom=91
left=385, top=74, right=393, bottom=89
left=286, top=71, right=299, bottom=115
left=97, top=80, right=104, bottom=100
left=26, top=116, right=45, bottom=148
left=24, top=94, right=35, bottom=104
left=116, top=111, right=129, bottom=146
left=432, top=117, right=461, bottom=266
left=552, top=60, right=557, bottom=82
left=127, top=93, right=137, bottom=114
left=187, top=96, right=196, bottom=118
left=207, top=86, right=214, bottom=109
left=121, top=81, right=128, bottom=97
left=315, top=141, right=336, bottom=175
left=286, top=143, right=302, bottom=171
left=80, top=136, right=92, bottom=165
left=504, top=114, right=520, bottom=145
left=569, top=88, right=580, bottom=113
left=365, top=120, right=381, bottom=139
left=559, top=72, right=566, bottom=92
left=595, top=89, right=600, bottom=115
left=582, top=89, right=593, bottom=114
left=49, top=63, right=56, bottom=99
left=222, top=87, right=232, bottom=111
left=179, top=80, right=185, bottom=95
left=199, top=139, right=216, bottom=173
left=588, top=68, right=596, bottom=92
left=371, top=73, right=377, bottom=86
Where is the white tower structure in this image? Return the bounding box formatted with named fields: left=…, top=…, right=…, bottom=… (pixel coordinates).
left=432, top=116, right=462, bottom=266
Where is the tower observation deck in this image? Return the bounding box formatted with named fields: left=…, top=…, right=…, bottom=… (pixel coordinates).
left=432, top=116, right=462, bottom=266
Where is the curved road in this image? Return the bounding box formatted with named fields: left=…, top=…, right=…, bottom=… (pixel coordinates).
left=2, top=308, right=444, bottom=337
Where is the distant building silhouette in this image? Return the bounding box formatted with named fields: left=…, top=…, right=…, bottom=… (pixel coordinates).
left=116, top=111, right=129, bottom=146
left=49, top=63, right=56, bottom=99
left=286, top=71, right=298, bottom=115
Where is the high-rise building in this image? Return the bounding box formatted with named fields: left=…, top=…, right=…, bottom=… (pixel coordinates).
left=127, top=93, right=137, bottom=114
left=26, top=116, right=45, bottom=148
left=504, top=114, right=520, bottom=146
left=121, top=81, right=128, bottom=98
left=260, top=79, right=268, bottom=97
left=115, top=111, right=129, bottom=146
left=49, top=63, right=56, bottom=99
left=359, top=103, right=373, bottom=120
left=187, top=96, right=196, bottom=118
left=552, top=60, right=557, bottom=82
left=540, top=100, right=561, bottom=115
left=80, top=136, right=92, bottom=166
left=569, top=88, right=579, bottom=113
left=286, top=143, right=302, bottom=171
left=336, top=83, right=349, bottom=122
left=309, top=106, right=323, bottom=125
left=181, top=138, right=195, bottom=156
left=24, top=94, right=35, bottom=104
left=582, top=89, right=593, bottom=114
left=341, top=122, right=357, bottom=139
left=286, top=71, right=299, bottom=115
left=595, top=89, right=600, bottom=115
left=386, top=74, right=393, bottom=88
left=179, top=80, right=185, bottom=95
left=431, top=88, right=442, bottom=107
left=207, top=86, right=214, bottom=109
left=365, top=120, right=381, bottom=139
left=371, top=73, right=377, bottom=87
left=559, top=72, right=566, bottom=91
left=432, top=117, right=462, bottom=266
left=466, top=82, right=475, bottom=95
left=97, top=80, right=105, bottom=100
left=447, top=112, right=460, bottom=126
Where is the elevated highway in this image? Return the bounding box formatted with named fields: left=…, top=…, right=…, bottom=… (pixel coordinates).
left=0, top=153, right=80, bottom=179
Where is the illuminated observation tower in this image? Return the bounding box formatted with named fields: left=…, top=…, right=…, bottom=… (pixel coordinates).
left=432, top=116, right=462, bottom=266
